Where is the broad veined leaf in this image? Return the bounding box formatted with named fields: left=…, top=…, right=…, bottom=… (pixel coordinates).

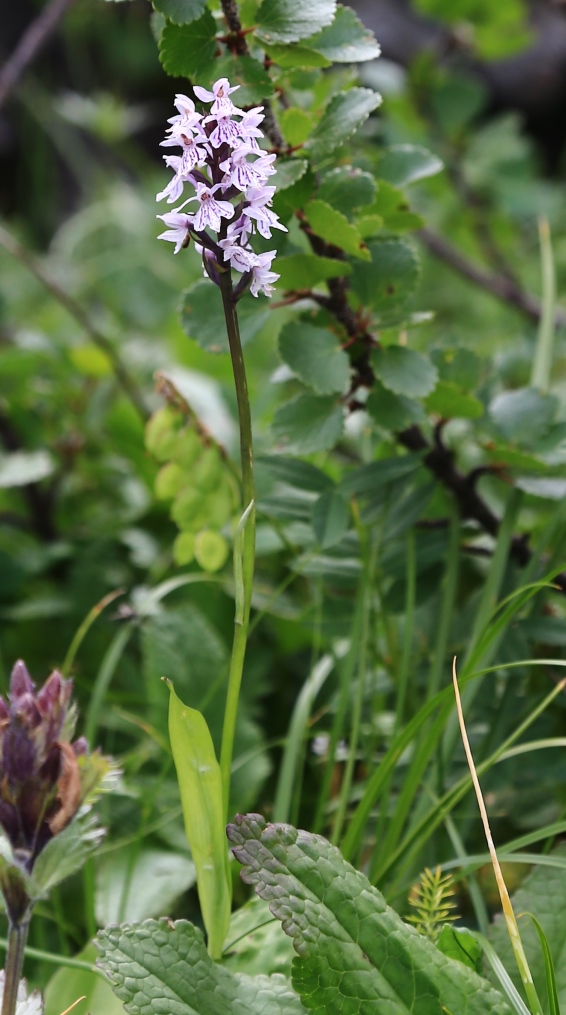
left=272, top=394, right=344, bottom=454
left=276, top=253, right=352, bottom=290
left=159, top=10, right=217, bottom=79
left=167, top=682, right=231, bottom=958
left=255, top=0, right=336, bottom=45
left=350, top=238, right=420, bottom=326
left=228, top=815, right=513, bottom=1015
left=306, top=88, right=382, bottom=163
left=96, top=848, right=196, bottom=926
left=152, top=0, right=206, bottom=25
left=280, top=107, right=317, bottom=146
left=372, top=346, right=438, bottom=399
left=306, top=5, right=381, bottom=62
left=305, top=199, right=370, bottom=259
left=181, top=280, right=270, bottom=352
left=377, top=144, right=444, bottom=187
left=96, top=919, right=306, bottom=1015
left=278, top=322, right=350, bottom=395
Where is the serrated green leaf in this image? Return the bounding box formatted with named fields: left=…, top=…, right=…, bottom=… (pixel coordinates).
left=167, top=682, right=231, bottom=958
left=318, top=166, right=376, bottom=217
left=358, top=180, right=423, bottom=234
left=264, top=43, right=331, bottom=68
left=228, top=815, right=513, bottom=1015
left=377, top=144, right=444, bottom=187
left=279, top=322, right=350, bottom=394
left=306, top=199, right=370, bottom=259
left=276, top=253, right=352, bottom=290
left=255, top=0, right=336, bottom=44
left=306, top=87, right=382, bottom=163
left=30, top=810, right=106, bottom=898
left=350, top=238, right=420, bottom=326
left=181, top=281, right=270, bottom=352
left=306, top=4, right=381, bottom=62
left=489, top=846, right=566, bottom=1012
left=312, top=488, right=349, bottom=547
left=431, top=347, right=484, bottom=389
left=152, top=0, right=206, bottom=25
left=273, top=158, right=309, bottom=191
left=489, top=387, right=557, bottom=446
left=280, top=107, right=316, bottom=146
left=272, top=394, right=344, bottom=453
left=96, top=919, right=307, bottom=1014
left=425, top=380, right=484, bottom=419
left=159, top=10, right=217, bottom=79
left=372, top=346, right=438, bottom=398
left=366, top=379, right=426, bottom=431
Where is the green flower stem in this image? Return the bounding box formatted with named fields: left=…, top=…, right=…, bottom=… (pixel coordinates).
left=218, top=269, right=256, bottom=819
left=2, top=914, right=31, bottom=1015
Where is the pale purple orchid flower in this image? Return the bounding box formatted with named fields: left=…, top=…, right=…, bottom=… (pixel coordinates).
left=243, top=186, right=288, bottom=239
left=193, top=78, right=241, bottom=117
left=250, top=251, right=279, bottom=298
left=156, top=211, right=194, bottom=254
left=184, top=182, right=235, bottom=232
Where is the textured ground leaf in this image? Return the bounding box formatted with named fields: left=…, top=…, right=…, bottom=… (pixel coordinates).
left=278, top=322, right=350, bottom=395
left=96, top=918, right=306, bottom=1015
left=255, top=0, right=336, bottom=44
left=306, top=5, right=381, bottom=62
left=306, top=88, right=382, bottom=163
left=228, top=815, right=513, bottom=1015
left=377, top=145, right=444, bottom=187
left=350, top=238, right=420, bottom=326
left=272, top=394, right=344, bottom=454
left=372, top=346, right=438, bottom=399
left=159, top=11, right=217, bottom=79
left=276, top=254, right=352, bottom=290
left=306, top=199, right=370, bottom=259
left=152, top=0, right=206, bottom=25
left=489, top=847, right=566, bottom=1011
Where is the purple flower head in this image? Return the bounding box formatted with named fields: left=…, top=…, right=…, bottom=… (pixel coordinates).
left=157, top=211, right=194, bottom=254
left=157, top=77, right=286, bottom=298
left=193, top=78, right=242, bottom=117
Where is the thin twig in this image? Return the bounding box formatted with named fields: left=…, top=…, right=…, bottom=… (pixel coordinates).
left=0, top=223, right=149, bottom=422
left=419, top=227, right=566, bottom=329
left=0, top=0, right=75, bottom=111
